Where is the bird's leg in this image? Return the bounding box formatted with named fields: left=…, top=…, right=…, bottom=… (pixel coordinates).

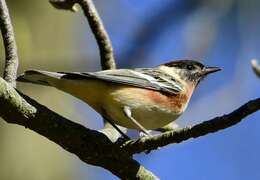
left=123, top=106, right=152, bottom=137
left=102, top=116, right=130, bottom=140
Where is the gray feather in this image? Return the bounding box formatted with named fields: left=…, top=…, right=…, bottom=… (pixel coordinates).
left=17, top=69, right=183, bottom=94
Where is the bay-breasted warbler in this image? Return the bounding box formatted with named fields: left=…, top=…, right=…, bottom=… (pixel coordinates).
left=17, top=60, right=221, bottom=136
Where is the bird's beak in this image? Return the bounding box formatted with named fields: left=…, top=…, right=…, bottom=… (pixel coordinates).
left=202, top=66, right=221, bottom=75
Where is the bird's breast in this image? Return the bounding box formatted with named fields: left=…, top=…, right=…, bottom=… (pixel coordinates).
left=104, top=85, right=194, bottom=129
left=147, top=81, right=195, bottom=113
left=146, top=91, right=190, bottom=113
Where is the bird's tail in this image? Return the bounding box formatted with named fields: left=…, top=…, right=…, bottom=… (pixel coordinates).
left=17, top=70, right=64, bottom=86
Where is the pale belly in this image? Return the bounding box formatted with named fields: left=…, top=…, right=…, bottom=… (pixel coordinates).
left=54, top=79, right=186, bottom=130
left=103, top=86, right=183, bottom=130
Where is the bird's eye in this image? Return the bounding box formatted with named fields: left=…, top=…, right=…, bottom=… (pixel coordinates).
left=186, top=65, right=194, bottom=70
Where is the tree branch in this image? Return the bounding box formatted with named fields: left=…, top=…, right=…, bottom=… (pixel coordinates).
left=0, top=0, right=19, bottom=87
left=0, top=77, right=158, bottom=179
left=49, top=0, right=126, bottom=142
left=49, top=0, right=116, bottom=70
left=122, top=98, right=260, bottom=155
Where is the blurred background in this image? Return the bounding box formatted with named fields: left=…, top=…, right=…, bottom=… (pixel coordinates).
left=0, top=0, right=260, bottom=179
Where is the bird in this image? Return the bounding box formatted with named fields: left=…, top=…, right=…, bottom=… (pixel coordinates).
left=17, top=60, right=221, bottom=137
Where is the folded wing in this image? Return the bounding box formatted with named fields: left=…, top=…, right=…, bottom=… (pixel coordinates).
left=62, top=68, right=183, bottom=94
left=17, top=68, right=183, bottom=95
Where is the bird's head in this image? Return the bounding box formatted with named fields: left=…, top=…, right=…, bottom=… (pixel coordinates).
left=159, top=60, right=221, bottom=85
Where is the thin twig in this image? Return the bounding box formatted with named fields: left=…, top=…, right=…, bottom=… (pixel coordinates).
left=122, top=98, right=260, bottom=155
left=49, top=0, right=116, bottom=70
left=251, top=59, right=260, bottom=78
left=49, top=0, right=126, bottom=140
left=0, top=0, right=19, bottom=87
